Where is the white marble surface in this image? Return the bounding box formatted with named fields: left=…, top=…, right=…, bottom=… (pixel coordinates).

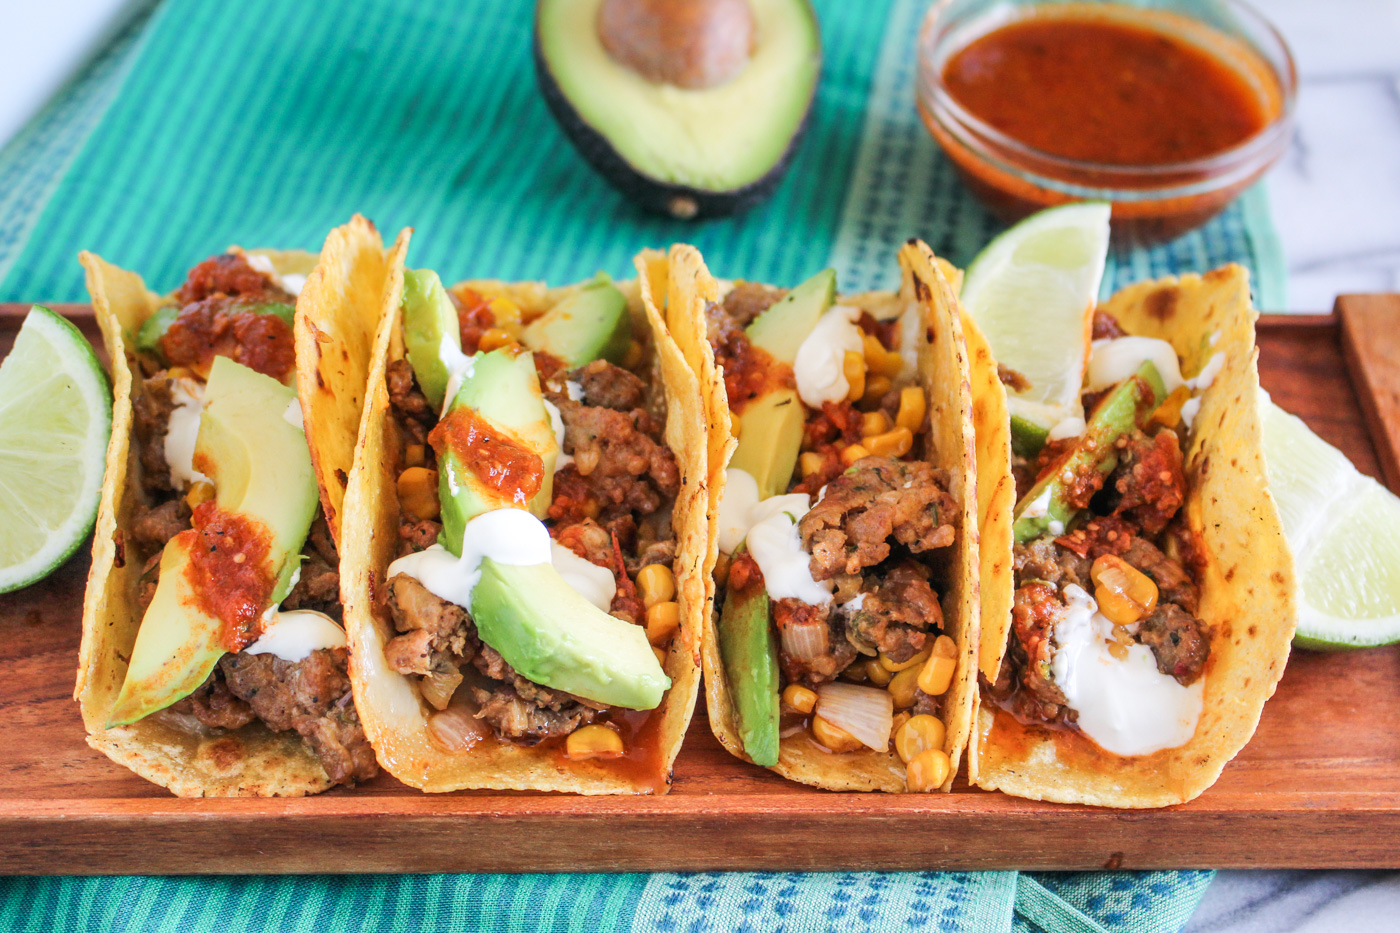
left=1258, top=0, right=1400, bottom=310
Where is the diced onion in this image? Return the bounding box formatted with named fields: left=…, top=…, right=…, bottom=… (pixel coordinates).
left=427, top=704, right=487, bottom=752
left=780, top=621, right=829, bottom=662
left=815, top=682, right=894, bottom=752
left=419, top=668, right=463, bottom=711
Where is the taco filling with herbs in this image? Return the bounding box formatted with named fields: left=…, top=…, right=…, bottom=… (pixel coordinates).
left=77, top=218, right=392, bottom=796
left=988, top=309, right=1211, bottom=755
left=968, top=265, right=1295, bottom=807
left=341, top=252, right=706, bottom=794
left=667, top=241, right=978, bottom=793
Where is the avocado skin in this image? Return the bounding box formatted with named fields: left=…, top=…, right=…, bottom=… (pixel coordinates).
left=532, top=32, right=816, bottom=221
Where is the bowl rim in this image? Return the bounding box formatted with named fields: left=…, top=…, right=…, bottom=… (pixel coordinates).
left=917, top=0, right=1299, bottom=188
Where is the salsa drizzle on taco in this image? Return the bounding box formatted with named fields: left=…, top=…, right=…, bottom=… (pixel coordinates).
left=79, top=240, right=380, bottom=795
left=986, top=308, right=1214, bottom=756
left=343, top=259, right=706, bottom=793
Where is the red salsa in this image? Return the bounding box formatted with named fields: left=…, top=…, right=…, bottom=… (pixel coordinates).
left=428, top=404, right=543, bottom=509
left=943, top=15, right=1270, bottom=166
left=183, top=502, right=277, bottom=652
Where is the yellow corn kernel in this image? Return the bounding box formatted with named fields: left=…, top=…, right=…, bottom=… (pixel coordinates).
left=184, top=481, right=216, bottom=509
left=879, top=646, right=932, bottom=673
left=637, top=563, right=675, bottom=609
left=906, top=748, right=951, bottom=792
left=918, top=654, right=957, bottom=697
left=1091, top=554, right=1159, bottom=626
left=861, top=410, right=892, bottom=438
left=843, top=350, right=866, bottom=402
left=645, top=600, right=680, bottom=646
left=565, top=724, right=624, bottom=760
left=730, top=415, right=742, bottom=438
left=862, top=374, right=893, bottom=405
left=404, top=443, right=427, bottom=468
left=895, top=386, right=927, bottom=433
left=623, top=339, right=645, bottom=370
left=477, top=328, right=517, bottom=353
left=864, top=659, right=893, bottom=686
left=864, top=334, right=904, bottom=378
left=864, top=426, right=914, bottom=459
left=397, top=467, right=440, bottom=522
left=931, top=634, right=957, bottom=659
left=799, top=451, right=826, bottom=478
left=811, top=714, right=864, bottom=753
left=840, top=444, right=871, bottom=467
left=486, top=297, right=521, bottom=328
left=1153, top=385, right=1192, bottom=428
left=653, top=646, right=669, bottom=668
left=888, top=665, right=921, bottom=709
left=782, top=684, right=818, bottom=714
left=895, top=713, right=946, bottom=764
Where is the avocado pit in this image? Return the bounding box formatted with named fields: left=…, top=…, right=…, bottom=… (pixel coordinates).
left=597, top=0, right=756, bottom=89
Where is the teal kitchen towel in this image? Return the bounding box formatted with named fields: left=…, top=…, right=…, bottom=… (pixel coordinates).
left=0, top=0, right=1258, bottom=929
left=0, top=870, right=1213, bottom=932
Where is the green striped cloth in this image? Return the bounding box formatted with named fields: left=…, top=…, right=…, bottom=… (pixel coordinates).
left=0, top=0, right=1262, bottom=928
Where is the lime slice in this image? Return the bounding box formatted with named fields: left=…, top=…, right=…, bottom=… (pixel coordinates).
left=960, top=202, right=1111, bottom=429
left=0, top=306, right=112, bottom=593
left=1260, top=396, right=1400, bottom=648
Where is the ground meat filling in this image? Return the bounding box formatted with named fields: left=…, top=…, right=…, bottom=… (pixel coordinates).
left=387, top=352, right=678, bottom=745
left=995, top=321, right=1212, bottom=730
left=840, top=559, right=943, bottom=662
left=125, top=254, right=375, bottom=787
left=800, top=457, right=956, bottom=579
left=218, top=649, right=378, bottom=785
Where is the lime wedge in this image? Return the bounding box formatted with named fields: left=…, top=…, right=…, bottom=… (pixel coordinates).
left=1260, top=396, right=1400, bottom=648
left=0, top=306, right=112, bottom=593
left=960, top=202, right=1111, bottom=429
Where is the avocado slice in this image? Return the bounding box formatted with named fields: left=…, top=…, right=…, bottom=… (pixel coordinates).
left=520, top=274, right=631, bottom=367
left=107, top=358, right=318, bottom=725
left=136, top=301, right=295, bottom=358
left=717, top=548, right=779, bottom=766
left=437, top=349, right=560, bottom=550
left=470, top=557, right=670, bottom=709
left=1012, top=361, right=1167, bottom=544
left=744, top=268, right=835, bottom=365
left=729, top=389, right=805, bottom=500
left=401, top=269, right=462, bottom=411
left=535, top=0, right=821, bottom=219
left=1010, top=414, right=1049, bottom=460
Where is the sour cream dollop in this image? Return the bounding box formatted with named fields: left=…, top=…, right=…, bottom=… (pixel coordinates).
left=245, top=609, right=347, bottom=662
left=717, top=468, right=762, bottom=554
left=793, top=305, right=864, bottom=408
left=746, top=500, right=831, bottom=606
left=438, top=334, right=478, bottom=416
left=542, top=398, right=574, bottom=473
left=243, top=254, right=307, bottom=298
left=388, top=508, right=552, bottom=611
left=1051, top=584, right=1204, bottom=757
left=1086, top=337, right=1185, bottom=394
left=165, top=377, right=209, bottom=489
left=550, top=541, right=616, bottom=611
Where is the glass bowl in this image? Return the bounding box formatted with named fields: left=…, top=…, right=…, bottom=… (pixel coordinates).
left=917, top=0, right=1297, bottom=244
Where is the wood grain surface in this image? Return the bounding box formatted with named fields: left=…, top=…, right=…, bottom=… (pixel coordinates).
left=0, top=305, right=1397, bottom=874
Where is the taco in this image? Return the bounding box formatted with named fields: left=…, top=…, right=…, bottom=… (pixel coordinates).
left=339, top=241, right=706, bottom=794
left=967, top=265, right=1296, bottom=807
left=75, top=216, right=397, bottom=796
left=639, top=241, right=979, bottom=793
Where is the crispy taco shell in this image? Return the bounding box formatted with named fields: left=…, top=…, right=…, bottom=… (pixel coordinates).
left=341, top=251, right=707, bottom=794
left=968, top=265, right=1296, bottom=807
left=74, top=218, right=392, bottom=796
left=651, top=241, right=980, bottom=792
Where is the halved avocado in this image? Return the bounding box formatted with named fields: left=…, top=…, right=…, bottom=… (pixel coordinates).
left=535, top=0, right=821, bottom=219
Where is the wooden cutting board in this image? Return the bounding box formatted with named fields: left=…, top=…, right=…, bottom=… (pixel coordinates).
left=0, top=299, right=1397, bottom=874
